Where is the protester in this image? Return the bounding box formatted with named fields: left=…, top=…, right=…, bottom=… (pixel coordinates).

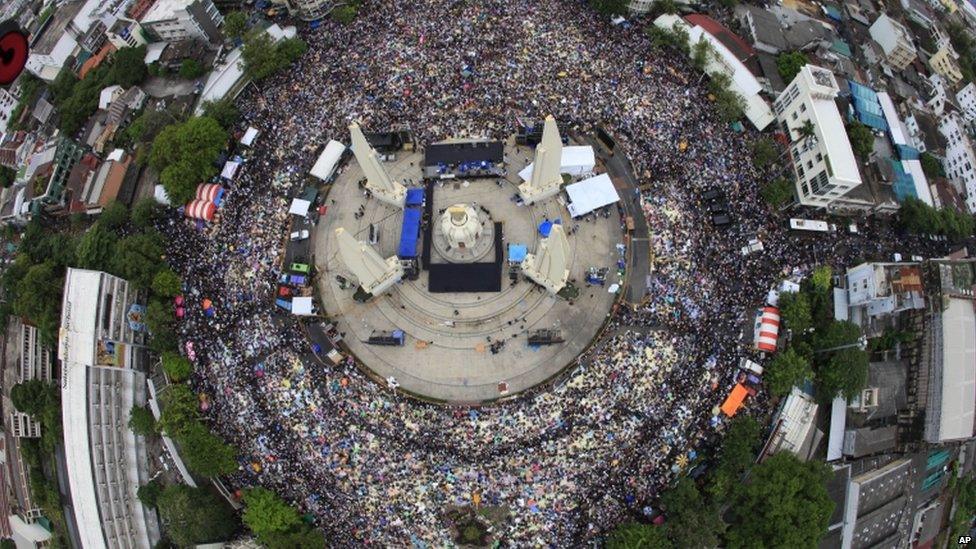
left=156, top=1, right=944, bottom=544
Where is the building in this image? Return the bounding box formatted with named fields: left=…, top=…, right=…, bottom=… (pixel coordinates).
left=920, top=259, right=976, bottom=444
left=25, top=1, right=87, bottom=81
left=927, top=44, right=963, bottom=86
left=0, top=88, right=18, bottom=135
left=773, top=65, right=862, bottom=209
left=738, top=5, right=789, bottom=55
left=59, top=268, right=158, bottom=549
left=271, top=0, right=334, bottom=20
left=937, top=112, right=976, bottom=212
left=762, top=387, right=820, bottom=460
left=653, top=14, right=775, bottom=130
left=868, top=14, right=918, bottom=71
left=957, top=82, right=976, bottom=125
left=142, top=0, right=224, bottom=45
left=30, top=138, right=85, bottom=218
left=845, top=262, right=925, bottom=337
left=106, top=18, right=148, bottom=49
left=9, top=322, right=54, bottom=439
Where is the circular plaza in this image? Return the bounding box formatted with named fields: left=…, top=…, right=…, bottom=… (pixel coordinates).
left=316, top=134, right=625, bottom=402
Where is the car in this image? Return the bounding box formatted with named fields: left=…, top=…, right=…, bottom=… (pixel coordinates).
left=290, top=229, right=310, bottom=241
left=712, top=213, right=732, bottom=227
left=278, top=286, right=293, bottom=297
left=702, top=188, right=723, bottom=202
left=290, top=262, right=311, bottom=273
left=741, top=238, right=764, bottom=255
left=368, top=224, right=379, bottom=244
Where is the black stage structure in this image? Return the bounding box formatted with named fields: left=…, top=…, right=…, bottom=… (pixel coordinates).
left=421, top=180, right=503, bottom=293
left=423, top=141, right=504, bottom=179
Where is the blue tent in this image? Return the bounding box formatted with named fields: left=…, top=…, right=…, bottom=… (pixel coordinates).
left=508, top=244, right=527, bottom=263
left=538, top=220, right=553, bottom=236
left=405, top=188, right=425, bottom=206
left=398, top=208, right=422, bottom=258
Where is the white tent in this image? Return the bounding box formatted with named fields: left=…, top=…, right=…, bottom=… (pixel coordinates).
left=565, top=173, right=620, bottom=217
left=518, top=145, right=596, bottom=181
left=291, top=297, right=314, bottom=316
left=289, top=198, right=311, bottom=216
left=240, top=127, right=259, bottom=147
left=310, top=140, right=346, bottom=181
left=221, top=160, right=240, bottom=180
left=153, top=184, right=171, bottom=205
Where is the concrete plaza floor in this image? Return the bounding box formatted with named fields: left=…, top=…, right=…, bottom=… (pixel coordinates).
left=315, top=138, right=625, bottom=403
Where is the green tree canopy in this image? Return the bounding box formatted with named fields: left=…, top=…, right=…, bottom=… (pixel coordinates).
left=765, top=347, right=812, bottom=397
left=814, top=320, right=862, bottom=350
left=127, top=109, right=176, bottom=145
left=331, top=4, right=359, bottom=24
left=160, top=351, right=192, bottom=381
left=761, top=177, right=794, bottom=208
left=709, top=415, right=761, bottom=500
left=588, top=0, right=628, bottom=16
left=201, top=98, right=240, bottom=130
left=847, top=122, right=874, bottom=160
left=726, top=452, right=833, bottom=549
left=241, top=31, right=285, bottom=81
left=779, top=291, right=812, bottom=334
left=278, top=38, right=308, bottom=63
left=816, top=347, right=869, bottom=401
left=776, top=51, right=809, bottom=83
left=242, top=487, right=302, bottom=537
left=661, top=477, right=724, bottom=547
left=156, top=484, right=239, bottom=546
left=131, top=197, right=162, bottom=229
left=223, top=11, right=248, bottom=40
left=13, top=262, right=64, bottom=344
left=178, top=59, right=206, bottom=80
left=751, top=138, right=778, bottom=169
left=178, top=421, right=238, bottom=477
left=10, top=380, right=54, bottom=417
left=0, top=165, right=15, bottom=188
left=149, top=117, right=227, bottom=204
left=157, top=384, right=199, bottom=438
left=152, top=269, right=182, bottom=298
left=920, top=152, right=945, bottom=179
left=146, top=298, right=178, bottom=354
left=137, top=480, right=162, bottom=507
left=99, top=200, right=129, bottom=231
left=110, top=45, right=149, bottom=87
left=75, top=223, right=118, bottom=271
left=810, top=265, right=833, bottom=295
left=112, top=232, right=165, bottom=287
left=606, top=522, right=671, bottom=549
left=128, top=405, right=157, bottom=436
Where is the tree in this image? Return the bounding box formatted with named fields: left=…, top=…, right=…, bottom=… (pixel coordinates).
left=660, top=477, right=724, bottom=547
left=112, top=232, right=164, bottom=287
left=131, top=197, right=162, bottom=229
left=128, top=405, right=157, bottom=436
left=149, top=117, right=227, bottom=204
left=146, top=298, right=178, bottom=353
left=201, top=98, right=240, bottom=130
left=653, top=0, right=678, bottom=15
left=223, top=11, right=248, bottom=40
left=242, top=487, right=302, bottom=538
left=847, top=122, right=874, bottom=160
left=13, top=262, right=64, bottom=344
left=776, top=51, right=809, bottom=83
left=137, top=480, right=162, bottom=507
left=156, top=384, right=199, bottom=438
left=152, top=269, right=182, bottom=298
left=920, top=152, right=945, bottom=179
left=178, top=422, right=238, bottom=477
left=798, top=119, right=816, bottom=143
left=75, top=224, right=118, bottom=271
left=0, top=166, right=15, bottom=188
left=761, top=177, right=794, bottom=208
left=691, top=37, right=713, bottom=72
left=127, top=109, right=175, bottom=144
left=751, top=138, right=778, bottom=169
left=161, top=351, right=192, bottom=381
left=331, top=5, right=359, bottom=24
left=778, top=291, right=812, bottom=334
left=99, top=200, right=129, bottom=231
left=726, top=452, right=833, bottom=549
left=241, top=30, right=287, bottom=81
left=278, top=38, right=308, bottom=63
left=709, top=415, right=761, bottom=500
left=816, top=347, right=869, bottom=401
left=110, top=45, right=149, bottom=87
left=814, top=320, right=862, bottom=350
left=260, top=526, right=326, bottom=549
left=588, top=0, right=628, bottom=16
left=810, top=265, right=833, bottom=295
left=156, top=485, right=239, bottom=546
left=765, top=347, right=812, bottom=397
left=49, top=69, right=78, bottom=105
left=10, top=380, right=52, bottom=417
left=178, top=59, right=206, bottom=80
left=606, top=522, right=671, bottom=549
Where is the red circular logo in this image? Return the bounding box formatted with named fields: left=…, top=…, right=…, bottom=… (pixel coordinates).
left=0, top=21, right=29, bottom=86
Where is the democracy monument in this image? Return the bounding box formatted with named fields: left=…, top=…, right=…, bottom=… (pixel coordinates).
left=316, top=117, right=627, bottom=402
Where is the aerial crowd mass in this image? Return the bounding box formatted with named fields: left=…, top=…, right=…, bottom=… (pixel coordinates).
left=154, top=0, right=941, bottom=544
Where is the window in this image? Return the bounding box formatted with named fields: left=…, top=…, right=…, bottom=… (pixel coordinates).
left=800, top=103, right=807, bottom=112
left=792, top=112, right=798, bottom=121
left=816, top=153, right=823, bottom=163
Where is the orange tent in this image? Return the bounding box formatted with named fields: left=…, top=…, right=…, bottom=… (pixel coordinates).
left=721, top=384, right=749, bottom=417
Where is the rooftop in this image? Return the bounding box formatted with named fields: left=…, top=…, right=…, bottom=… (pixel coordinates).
left=30, top=1, right=85, bottom=55
left=142, top=0, right=195, bottom=24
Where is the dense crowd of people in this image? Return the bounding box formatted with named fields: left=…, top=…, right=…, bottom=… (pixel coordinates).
left=156, top=0, right=944, bottom=544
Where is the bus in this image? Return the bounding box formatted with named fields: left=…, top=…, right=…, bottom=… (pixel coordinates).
left=788, top=218, right=837, bottom=233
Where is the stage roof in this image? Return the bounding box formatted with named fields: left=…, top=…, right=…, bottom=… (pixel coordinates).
left=310, top=140, right=346, bottom=181
left=565, top=173, right=620, bottom=217
left=289, top=198, right=311, bottom=217
left=424, top=141, right=503, bottom=166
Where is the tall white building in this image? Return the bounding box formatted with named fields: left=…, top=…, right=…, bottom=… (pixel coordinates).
left=142, top=0, right=224, bottom=44
left=8, top=323, right=53, bottom=439
left=937, top=112, right=976, bottom=212
left=0, top=88, right=18, bottom=135
left=957, top=82, right=976, bottom=125
left=869, top=13, right=918, bottom=70
left=59, top=269, right=159, bottom=549
left=774, top=65, right=862, bottom=209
